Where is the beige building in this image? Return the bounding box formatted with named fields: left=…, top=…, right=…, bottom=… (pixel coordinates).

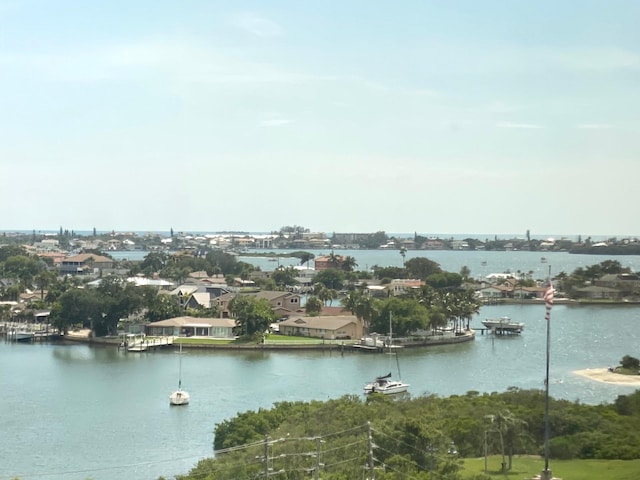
left=278, top=315, right=363, bottom=340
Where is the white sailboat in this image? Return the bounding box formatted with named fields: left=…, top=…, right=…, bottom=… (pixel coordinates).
left=363, top=313, right=409, bottom=395
left=169, top=341, right=190, bottom=406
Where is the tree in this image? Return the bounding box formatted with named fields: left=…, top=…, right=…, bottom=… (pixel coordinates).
left=341, top=255, right=358, bottom=272
left=341, top=290, right=377, bottom=335
left=294, top=251, right=315, bottom=267
left=34, top=270, right=57, bottom=300
left=229, top=295, right=276, bottom=337
left=271, top=267, right=298, bottom=289
left=304, top=296, right=323, bottom=316
left=138, top=252, right=170, bottom=275
left=459, top=265, right=471, bottom=280
left=52, top=288, right=102, bottom=335
left=313, top=268, right=345, bottom=291
left=95, top=278, right=145, bottom=336
left=405, top=257, right=442, bottom=280
left=620, top=355, right=640, bottom=371
left=327, top=251, right=342, bottom=269
left=425, top=272, right=463, bottom=290
left=372, top=265, right=407, bottom=280
left=370, top=297, right=430, bottom=336
left=146, top=292, right=183, bottom=322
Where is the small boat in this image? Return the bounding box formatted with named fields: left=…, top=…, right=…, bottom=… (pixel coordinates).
left=14, top=331, right=34, bottom=342
left=363, top=372, right=409, bottom=395
left=363, top=313, right=409, bottom=395
left=541, top=257, right=548, bottom=263
left=169, top=342, right=189, bottom=406
left=481, top=316, right=525, bottom=333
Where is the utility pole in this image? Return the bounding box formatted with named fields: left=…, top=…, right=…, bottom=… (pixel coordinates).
left=367, top=421, right=375, bottom=479
left=314, top=436, right=322, bottom=480
left=484, top=430, right=488, bottom=474
left=263, top=435, right=269, bottom=479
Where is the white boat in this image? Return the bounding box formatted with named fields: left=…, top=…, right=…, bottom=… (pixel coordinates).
left=363, top=313, right=409, bottom=395
left=169, top=342, right=189, bottom=406
left=14, top=330, right=34, bottom=342
left=481, top=316, right=525, bottom=333
left=363, top=372, right=410, bottom=395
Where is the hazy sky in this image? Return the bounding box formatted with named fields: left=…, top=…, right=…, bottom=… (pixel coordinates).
left=2, top=1, right=639, bottom=237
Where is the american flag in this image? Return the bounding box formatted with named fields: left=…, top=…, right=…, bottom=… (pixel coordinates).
left=543, top=279, right=554, bottom=321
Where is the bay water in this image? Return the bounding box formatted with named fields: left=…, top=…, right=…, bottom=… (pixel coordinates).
left=2, top=249, right=640, bottom=480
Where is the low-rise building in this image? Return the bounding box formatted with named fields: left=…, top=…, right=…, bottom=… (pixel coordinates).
left=145, top=316, right=236, bottom=338
left=59, top=253, right=114, bottom=275
left=278, top=315, right=362, bottom=339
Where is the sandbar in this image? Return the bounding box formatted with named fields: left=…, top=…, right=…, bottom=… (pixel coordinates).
left=574, top=368, right=640, bottom=385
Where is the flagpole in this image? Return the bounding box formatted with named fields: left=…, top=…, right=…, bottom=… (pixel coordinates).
left=542, top=265, right=553, bottom=480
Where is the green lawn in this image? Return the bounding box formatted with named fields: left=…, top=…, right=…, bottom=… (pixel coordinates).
left=462, top=455, right=640, bottom=480
left=174, top=337, right=233, bottom=345
left=172, top=334, right=337, bottom=346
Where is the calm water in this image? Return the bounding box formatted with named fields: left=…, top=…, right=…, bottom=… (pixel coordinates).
left=2, top=303, right=640, bottom=480
left=3, top=249, right=640, bottom=480
left=112, top=248, right=640, bottom=280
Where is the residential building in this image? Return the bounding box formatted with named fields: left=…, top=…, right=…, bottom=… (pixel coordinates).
left=145, top=316, right=236, bottom=338
left=278, top=314, right=363, bottom=339
left=59, top=253, right=114, bottom=275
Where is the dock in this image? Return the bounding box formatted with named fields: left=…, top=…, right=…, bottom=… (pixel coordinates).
left=477, top=326, right=523, bottom=335
left=124, top=335, right=174, bottom=352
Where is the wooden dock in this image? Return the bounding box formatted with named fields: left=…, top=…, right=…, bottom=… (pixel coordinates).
left=126, top=336, right=174, bottom=352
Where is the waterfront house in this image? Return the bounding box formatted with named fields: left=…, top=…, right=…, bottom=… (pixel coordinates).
left=314, top=255, right=346, bottom=270
left=574, top=285, right=622, bottom=300
left=594, top=273, right=640, bottom=295
left=214, top=291, right=303, bottom=318
left=512, top=286, right=541, bottom=300
left=476, top=285, right=511, bottom=301
left=278, top=314, right=362, bottom=340
left=145, top=316, right=237, bottom=338
left=388, top=278, right=424, bottom=296
left=59, top=253, right=114, bottom=275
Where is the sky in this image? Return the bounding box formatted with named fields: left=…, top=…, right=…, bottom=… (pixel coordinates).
left=1, top=1, right=639, bottom=237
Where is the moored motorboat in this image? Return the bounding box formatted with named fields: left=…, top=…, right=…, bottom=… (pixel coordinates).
left=481, top=316, right=524, bottom=333
left=13, top=330, right=34, bottom=342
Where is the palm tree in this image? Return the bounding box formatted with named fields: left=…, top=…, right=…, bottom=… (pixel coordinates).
left=341, top=290, right=377, bottom=335
left=492, top=409, right=526, bottom=471
left=34, top=270, right=57, bottom=301
left=327, top=251, right=341, bottom=269
left=399, top=247, right=407, bottom=266
left=298, top=252, right=314, bottom=268
left=341, top=255, right=357, bottom=272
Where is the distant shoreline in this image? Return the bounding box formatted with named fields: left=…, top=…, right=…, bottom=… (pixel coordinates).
left=574, top=368, right=640, bottom=385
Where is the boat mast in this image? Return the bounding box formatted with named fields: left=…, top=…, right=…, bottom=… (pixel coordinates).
left=541, top=265, right=553, bottom=480
left=178, top=341, right=183, bottom=389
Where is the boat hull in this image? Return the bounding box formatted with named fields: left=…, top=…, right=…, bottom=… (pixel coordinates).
left=482, top=316, right=524, bottom=332
left=14, top=331, right=34, bottom=342
left=169, top=390, right=190, bottom=406
left=363, top=379, right=409, bottom=395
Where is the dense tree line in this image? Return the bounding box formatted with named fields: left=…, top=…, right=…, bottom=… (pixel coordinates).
left=173, top=388, right=640, bottom=479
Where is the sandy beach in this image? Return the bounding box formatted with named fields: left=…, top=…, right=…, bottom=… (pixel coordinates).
left=574, top=368, right=640, bottom=385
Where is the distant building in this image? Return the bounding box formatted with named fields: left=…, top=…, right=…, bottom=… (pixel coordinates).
left=278, top=315, right=363, bottom=340
left=59, top=253, right=114, bottom=275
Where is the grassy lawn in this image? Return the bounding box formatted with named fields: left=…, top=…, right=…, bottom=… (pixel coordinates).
left=172, top=334, right=336, bottom=346
left=461, top=455, right=640, bottom=479
left=174, top=337, right=234, bottom=345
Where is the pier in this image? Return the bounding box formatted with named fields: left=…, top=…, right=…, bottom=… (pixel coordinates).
left=477, top=326, right=523, bottom=336
left=121, top=334, right=174, bottom=352
left=1, top=322, right=60, bottom=343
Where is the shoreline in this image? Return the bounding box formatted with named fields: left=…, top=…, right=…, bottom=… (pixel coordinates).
left=60, top=329, right=476, bottom=350
left=574, top=368, right=640, bottom=385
